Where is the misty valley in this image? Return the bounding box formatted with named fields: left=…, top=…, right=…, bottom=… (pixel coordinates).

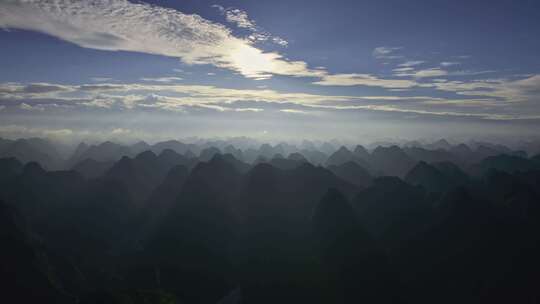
left=1, top=137, right=540, bottom=303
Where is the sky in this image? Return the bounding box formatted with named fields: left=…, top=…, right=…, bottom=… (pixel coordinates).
left=0, top=0, right=539, bottom=143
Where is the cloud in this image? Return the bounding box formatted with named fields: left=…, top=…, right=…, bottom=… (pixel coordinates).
left=0, top=0, right=303, bottom=79
left=0, top=124, right=74, bottom=138
left=431, top=74, right=540, bottom=102
left=313, top=74, right=418, bottom=88
left=395, top=68, right=448, bottom=78
left=91, top=77, right=114, bottom=82
left=398, top=60, right=425, bottom=67
left=140, top=77, right=183, bottom=83
left=0, top=105, right=5, bottom=111
left=212, top=4, right=288, bottom=47
left=0, top=82, right=73, bottom=96
left=224, top=8, right=257, bottom=30
left=20, top=102, right=45, bottom=111
left=441, top=61, right=460, bottom=67
left=0, top=2, right=440, bottom=89
left=373, top=47, right=403, bottom=60
left=3, top=75, right=540, bottom=121
left=280, top=109, right=312, bottom=115
left=235, top=108, right=264, bottom=112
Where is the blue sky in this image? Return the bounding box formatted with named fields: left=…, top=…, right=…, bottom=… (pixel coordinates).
left=0, top=0, right=539, bottom=143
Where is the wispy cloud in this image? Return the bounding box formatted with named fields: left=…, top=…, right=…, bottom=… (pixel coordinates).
left=280, top=109, right=313, bottom=115
left=373, top=47, right=403, bottom=60
left=313, top=74, right=418, bottom=88
left=394, top=68, right=448, bottom=78
left=20, top=102, right=45, bottom=111
left=140, top=77, right=184, bottom=83
left=0, top=1, right=447, bottom=89
left=441, top=61, right=460, bottom=67
left=212, top=4, right=288, bottom=46
left=0, top=0, right=304, bottom=79
left=91, top=77, right=114, bottom=82
left=398, top=60, right=425, bottom=67
left=2, top=77, right=540, bottom=121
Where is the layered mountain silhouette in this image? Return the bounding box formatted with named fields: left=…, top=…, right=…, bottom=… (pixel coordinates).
left=1, top=136, right=540, bottom=303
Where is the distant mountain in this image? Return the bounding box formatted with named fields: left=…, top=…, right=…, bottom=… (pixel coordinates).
left=71, top=158, right=114, bottom=179
left=425, top=139, right=452, bottom=150
left=370, top=145, right=416, bottom=177
left=199, top=146, right=221, bottom=162
left=328, top=161, right=372, bottom=188
left=70, top=141, right=132, bottom=164
left=471, top=154, right=539, bottom=175
left=1, top=137, right=540, bottom=303
left=325, top=146, right=371, bottom=171
left=353, top=176, right=430, bottom=248
left=405, top=161, right=468, bottom=193
left=104, top=150, right=182, bottom=204
left=0, top=138, right=64, bottom=170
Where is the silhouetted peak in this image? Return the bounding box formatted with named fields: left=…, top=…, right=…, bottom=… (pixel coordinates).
left=336, top=146, right=352, bottom=155
left=353, top=144, right=369, bottom=156
left=273, top=153, right=285, bottom=159
left=246, top=163, right=279, bottom=188
left=0, top=157, right=23, bottom=176
left=372, top=176, right=407, bottom=188
left=373, top=145, right=405, bottom=155
left=295, top=161, right=317, bottom=172
left=200, top=146, right=221, bottom=161
left=22, top=161, right=46, bottom=176
left=288, top=152, right=307, bottom=162
left=407, top=161, right=439, bottom=176
left=254, top=155, right=268, bottom=164
left=259, top=143, right=273, bottom=150
left=164, top=164, right=189, bottom=181
left=132, top=140, right=149, bottom=147
left=135, top=150, right=158, bottom=162
left=432, top=139, right=451, bottom=150
left=99, top=141, right=118, bottom=148
left=248, top=162, right=278, bottom=177
left=436, top=187, right=476, bottom=214
left=312, top=188, right=359, bottom=240
left=184, top=150, right=196, bottom=159
left=316, top=188, right=355, bottom=219
left=74, top=142, right=89, bottom=153
left=158, top=148, right=180, bottom=158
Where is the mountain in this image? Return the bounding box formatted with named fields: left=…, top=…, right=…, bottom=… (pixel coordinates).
left=0, top=200, right=72, bottom=303
left=405, top=161, right=468, bottom=193
left=327, top=161, right=372, bottom=188
left=370, top=145, right=416, bottom=177
left=472, top=154, right=539, bottom=175
left=353, top=176, right=431, bottom=248
left=312, top=189, right=398, bottom=304
left=151, top=140, right=196, bottom=155
left=0, top=138, right=64, bottom=170
left=426, top=139, right=452, bottom=150
left=71, top=158, right=114, bottom=179
left=70, top=141, right=132, bottom=164
left=325, top=146, right=371, bottom=171
left=145, top=155, right=241, bottom=303
left=199, top=146, right=221, bottom=162
left=0, top=157, right=23, bottom=182
left=104, top=150, right=176, bottom=205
